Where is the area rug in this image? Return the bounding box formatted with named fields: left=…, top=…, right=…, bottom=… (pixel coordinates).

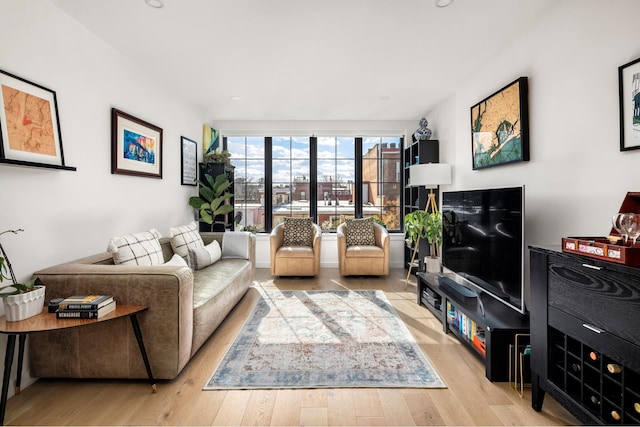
left=204, top=289, right=446, bottom=389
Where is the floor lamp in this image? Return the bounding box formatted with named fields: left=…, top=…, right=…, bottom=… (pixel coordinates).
left=404, top=163, right=452, bottom=290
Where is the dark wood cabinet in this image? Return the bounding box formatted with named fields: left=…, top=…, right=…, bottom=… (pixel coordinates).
left=403, top=140, right=439, bottom=273
left=530, top=246, right=640, bottom=425
left=417, top=272, right=529, bottom=381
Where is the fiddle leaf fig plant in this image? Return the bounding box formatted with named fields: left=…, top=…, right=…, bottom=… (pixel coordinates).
left=189, top=173, right=234, bottom=225
left=0, top=229, right=42, bottom=297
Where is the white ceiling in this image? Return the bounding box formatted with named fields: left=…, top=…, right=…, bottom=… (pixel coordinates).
left=50, top=0, right=556, bottom=121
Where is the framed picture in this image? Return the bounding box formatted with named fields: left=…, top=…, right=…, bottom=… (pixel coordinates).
left=203, top=125, right=219, bottom=158
left=619, top=56, right=640, bottom=151
left=111, top=108, right=162, bottom=178
left=470, top=77, right=529, bottom=170
left=181, top=136, right=197, bottom=186
left=0, top=69, right=75, bottom=171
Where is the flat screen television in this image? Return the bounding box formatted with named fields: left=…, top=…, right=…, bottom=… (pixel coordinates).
left=441, top=185, right=525, bottom=314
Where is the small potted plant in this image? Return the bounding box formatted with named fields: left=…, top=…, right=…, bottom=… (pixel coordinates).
left=404, top=210, right=443, bottom=288
left=0, top=229, right=45, bottom=321
left=189, top=173, right=235, bottom=231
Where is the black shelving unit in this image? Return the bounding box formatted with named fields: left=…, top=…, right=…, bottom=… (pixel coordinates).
left=402, top=139, right=439, bottom=274
left=417, top=272, right=530, bottom=381
left=530, top=246, right=640, bottom=425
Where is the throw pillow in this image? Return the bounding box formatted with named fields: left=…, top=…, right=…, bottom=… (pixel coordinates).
left=345, top=217, right=375, bottom=247
left=107, top=229, right=164, bottom=266
left=283, top=217, right=313, bottom=246
left=169, top=221, right=204, bottom=259
left=188, top=240, right=222, bottom=270
left=221, top=231, right=251, bottom=259
left=163, top=254, right=189, bottom=267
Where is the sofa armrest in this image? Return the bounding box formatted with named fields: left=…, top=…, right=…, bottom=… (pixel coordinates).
left=312, top=224, right=322, bottom=274
left=30, top=261, right=195, bottom=379
left=373, top=223, right=389, bottom=250
left=270, top=224, right=284, bottom=271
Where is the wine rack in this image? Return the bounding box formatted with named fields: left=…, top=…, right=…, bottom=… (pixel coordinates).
left=530, top=246, right=640, bottom=425
left=548, top=327, right=640, bottom=424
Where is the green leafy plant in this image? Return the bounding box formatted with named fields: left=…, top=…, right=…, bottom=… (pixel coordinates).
left=203, top=149, right=232, bottom=167
left=189, top=174, right=234, bottom=225
left=404, top=210, right=442, bottom=259
left=372, top=215, right=387, bottom=229
left=0, top=229, right=42, bottom=297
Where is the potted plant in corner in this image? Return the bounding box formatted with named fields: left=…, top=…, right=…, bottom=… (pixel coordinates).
left=0, top=229, right=45, bottom=321
left=404, top=210, right=443, bottom=288
left=189, top=174, right=235, bottom=232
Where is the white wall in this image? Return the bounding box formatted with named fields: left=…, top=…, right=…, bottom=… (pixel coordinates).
left=0, top=0, right=203, bottom=396
left=426, top=0, right=640, bottom=307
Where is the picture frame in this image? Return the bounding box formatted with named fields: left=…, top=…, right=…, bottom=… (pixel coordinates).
left=618, top=56, right=640, bottom=151
left=111, top=108, right=162, bottom=178
left=0, top=69, right=75, bottom=171
left=470, top=77, right=529, bottom=170
left=181, top=136, right=198, bottom=186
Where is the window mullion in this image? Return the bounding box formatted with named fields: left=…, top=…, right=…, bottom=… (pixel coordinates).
left=310, top=137, right=317, bottom=222
left=355, top=137, right=363, bottom=218
left=265, top=137, right=273, bottom=232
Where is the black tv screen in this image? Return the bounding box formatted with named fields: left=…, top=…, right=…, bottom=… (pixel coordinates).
left=441, top=186, right=525, bottom=314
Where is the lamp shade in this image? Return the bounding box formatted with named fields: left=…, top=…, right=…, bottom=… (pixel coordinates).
left=408, top=163, right=451, bottom=188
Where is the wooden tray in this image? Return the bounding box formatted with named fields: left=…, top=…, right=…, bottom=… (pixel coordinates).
left=562, top=192, right=640, bottom=266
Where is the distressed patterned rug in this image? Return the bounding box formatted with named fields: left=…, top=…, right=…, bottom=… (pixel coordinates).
left=203, top=289, right=446, bottom=390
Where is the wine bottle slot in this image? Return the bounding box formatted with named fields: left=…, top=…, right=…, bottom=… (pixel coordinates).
left=607, top=363, right=622, bottom=374
left=611, top=410, right=621, bottom=421
left=571, top=363, right=581, bottom=372
left=589, top=395, right=600, bottom=405
left=589, top=351, right=599, bottom=361
left=634, top=402, right=640, bottom=414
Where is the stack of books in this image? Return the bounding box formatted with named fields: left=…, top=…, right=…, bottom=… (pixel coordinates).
left=56, top=295, right=116, bottom=319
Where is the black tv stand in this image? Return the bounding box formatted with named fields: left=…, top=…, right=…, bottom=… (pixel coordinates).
left=417, top=272, right=530, bottom=381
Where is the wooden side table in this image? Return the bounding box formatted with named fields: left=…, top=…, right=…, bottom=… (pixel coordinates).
left=0, top=305, right=155, bottom=425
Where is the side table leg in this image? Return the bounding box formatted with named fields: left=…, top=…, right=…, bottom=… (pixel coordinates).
left=15, top=335, right=26, bottom=395
left=1, top=334, right=17, bottom=425
left=129, top=315, right=156, bottom=393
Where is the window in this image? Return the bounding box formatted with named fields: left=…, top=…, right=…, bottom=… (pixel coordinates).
left=227, top=136, right=266, bottom=232
left=317, top=137, right=355, bottom=231
left=226, top=134, right=403, bottom=232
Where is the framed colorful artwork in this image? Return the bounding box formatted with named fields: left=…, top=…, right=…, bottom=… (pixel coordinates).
left=202, top=125, right=219, bottom=158
left=181, top=136, right=197, bottom=186
left=111, top=108, right=162, bottom=178
left=619, top=56, right=640, bottom=151
left=0, top=69, right=75, bottom=171
left=470, top=77, right=529, bottom=170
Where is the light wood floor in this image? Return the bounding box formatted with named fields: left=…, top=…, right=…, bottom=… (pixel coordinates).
left=5, top=269, right=580, bottom=426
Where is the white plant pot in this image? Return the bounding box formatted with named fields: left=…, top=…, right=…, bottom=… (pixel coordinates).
left=3, top=285, right=46, bottom=322
left=425, top=257, right=441, bottom=274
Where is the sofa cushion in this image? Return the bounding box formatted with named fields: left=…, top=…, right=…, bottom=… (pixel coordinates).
left=107, top=229, right=164, bottom=266
left=276, top=246, right=315, bottom=258
left=163, top=253, right=189, bottom=267
left=169, top=221, right=204, bottom=260
left=283, top=217, right=313, bottom=246
left=345, top=217, right=375, bottom=247
left=221, top=231, right=252, bottom=259
left=188, top=240, right=222, bottom=270
left=345, top=245, right=385, bottom=258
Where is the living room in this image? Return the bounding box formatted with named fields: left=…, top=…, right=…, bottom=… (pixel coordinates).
left=1, top=0, right=639, bottom=425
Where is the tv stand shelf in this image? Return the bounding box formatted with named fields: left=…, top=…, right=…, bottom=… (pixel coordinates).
left=417, top=272, right=530, bottom=381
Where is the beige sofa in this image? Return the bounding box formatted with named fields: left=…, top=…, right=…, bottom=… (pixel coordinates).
left=29, top=232, right=255, bottom=380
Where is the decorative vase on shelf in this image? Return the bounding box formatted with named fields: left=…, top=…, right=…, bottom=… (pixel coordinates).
left=414, top=117, right=432, bottom=141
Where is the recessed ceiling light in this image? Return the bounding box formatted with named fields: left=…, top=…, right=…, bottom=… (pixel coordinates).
left=435, top=0, right=453, bottom=7
left=230, top=96, right=241, bottom=101
left=379, top=96, right=390, bottom=101
left=145, top=0, right=164, bottom=9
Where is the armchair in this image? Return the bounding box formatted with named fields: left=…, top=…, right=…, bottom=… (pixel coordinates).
left=337, top=222, right=389, bottom=276
left=270, top=222, right=322, bottom=276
